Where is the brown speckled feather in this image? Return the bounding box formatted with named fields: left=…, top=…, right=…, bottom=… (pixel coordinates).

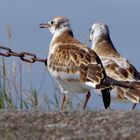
left=92, top=24, right=140, bottom=81
left=91, top=23, right=140, bottom=104
left=48, top=43, right=105, bottom=86
left=103, top=57, right=139, bottom=81
left=41, top=17, right=112, bottom=110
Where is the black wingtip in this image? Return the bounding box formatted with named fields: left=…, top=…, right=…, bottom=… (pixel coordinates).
left=101, top=89, right=111, bottom=109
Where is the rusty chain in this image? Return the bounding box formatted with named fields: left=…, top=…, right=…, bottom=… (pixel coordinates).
left=0, top=46, right=47, bottom=66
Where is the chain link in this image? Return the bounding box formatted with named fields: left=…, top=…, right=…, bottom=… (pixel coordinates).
left=0, top=46, right=11, bottom=57
left=0, top=45, right=47, bottom=66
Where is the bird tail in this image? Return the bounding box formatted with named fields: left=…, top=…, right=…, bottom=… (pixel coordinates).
left=103, top=77, right=134, bottom=89
left=105, top=78, right=140, bottom=103
left=101, top=88, right=111, bottom=109
left=127, top=81, right=140, bottom=102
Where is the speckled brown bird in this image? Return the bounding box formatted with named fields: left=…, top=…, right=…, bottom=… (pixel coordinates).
left=89, top=23, right=140, bottom=109
left=40, top=16, right=133, bottom=110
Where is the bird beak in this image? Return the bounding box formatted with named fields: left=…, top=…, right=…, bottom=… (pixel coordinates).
left=40, top=23, right=50, bottom=28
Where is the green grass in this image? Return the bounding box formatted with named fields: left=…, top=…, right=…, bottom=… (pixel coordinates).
left=0, top=57, right=76, bottom=110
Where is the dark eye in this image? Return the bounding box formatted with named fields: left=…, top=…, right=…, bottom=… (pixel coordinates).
left=51, top=20, right=54, bottom=24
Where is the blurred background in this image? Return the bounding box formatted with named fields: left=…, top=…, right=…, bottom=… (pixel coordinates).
left=0, top=0, right=140, bottom=110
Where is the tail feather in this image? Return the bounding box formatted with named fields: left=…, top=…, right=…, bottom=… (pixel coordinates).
left=124, top=92, right=139, bottom=103
left=113, top=82, right=140, bottom=103
left=128, top=81, right=140, bottom=98
left=138, top=72, right=140, bottom=79
left=131, top=81, right=140, bottom=89
left=101, top=89, right=111, bottom=109
left=103, top=77, right=133, bottom=89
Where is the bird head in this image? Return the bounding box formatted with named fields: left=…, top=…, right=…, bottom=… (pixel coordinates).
left=89, top=23, right=110, bottom=42
left=40, top=16, right=71, bottom=35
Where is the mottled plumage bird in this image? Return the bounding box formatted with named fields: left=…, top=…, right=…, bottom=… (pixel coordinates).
left=89, top=23, right=140, bottom=109
left=40, top=16, right=133, bottom=110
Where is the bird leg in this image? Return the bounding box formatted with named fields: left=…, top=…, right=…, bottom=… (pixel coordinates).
left=60, top=93, right=66, bottom=110
left=132, top=103, right=137, bottom=110
left=83, top=91, right=91, bottom=110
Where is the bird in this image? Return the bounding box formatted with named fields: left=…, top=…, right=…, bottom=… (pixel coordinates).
left=40, top=16, right=133, bottom=110
left=89, top=23, right=140, bottom=109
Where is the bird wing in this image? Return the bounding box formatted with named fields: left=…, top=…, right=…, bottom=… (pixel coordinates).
left=102, top=56, right=139, bottom=81
left=48, top=43, right=105, bottom=86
